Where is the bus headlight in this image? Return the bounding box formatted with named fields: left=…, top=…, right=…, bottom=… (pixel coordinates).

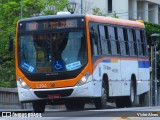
left=76, top=72, right=90, bottom=86
left=18, top=77, right=30, bottom=89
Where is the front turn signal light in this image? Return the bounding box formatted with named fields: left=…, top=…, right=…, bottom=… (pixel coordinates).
left=18, top=77, right=30, bottom=89
left=76, top=72, right=90, bottom=86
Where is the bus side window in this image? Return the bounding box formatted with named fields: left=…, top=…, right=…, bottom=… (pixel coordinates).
left=127, top=29, right=135, bottom=56
left=132, top=29, right=138, bottom=56
left=140, top=30, right=147, bottom=57
left=117, top=27, right=126, bottom=55
left=108, top=26, right=118, bottom=55
left=144, top=30, right=148, bottom=57
left=105, top=26, right=111, bottom=54
left=99, top=25, right=108, bottom=55
left=123, top=28, right=129, bottom=55
left=90, top=28, right=99, bottom=56
left=114, top=27, right=120, bottom=54
left=135, top=30, right=143, bottom=56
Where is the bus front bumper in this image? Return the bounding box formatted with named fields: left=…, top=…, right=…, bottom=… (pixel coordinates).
left=17, top=81, right=95, bottom=102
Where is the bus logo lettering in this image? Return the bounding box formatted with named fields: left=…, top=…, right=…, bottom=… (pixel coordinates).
left=36, top=84, right=47, bottom=88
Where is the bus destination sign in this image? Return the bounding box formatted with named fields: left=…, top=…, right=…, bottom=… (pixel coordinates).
left=26, top=19, right=77, bottom=31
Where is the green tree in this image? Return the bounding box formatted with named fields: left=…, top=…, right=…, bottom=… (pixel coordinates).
left=144, top=22, right=160, bottom=48
left=23, top=0, right=45, bottom=17
left=0, top=1, right=19, bottom=87
left=144, top=22, right=160, bottom=81
left=92, top=8, right=106, bottom=16
left=43, top=0, right=69, bottom=15
left=0, top=0, right=68, bottom=87
left=111, top=11, right=119, bottom=18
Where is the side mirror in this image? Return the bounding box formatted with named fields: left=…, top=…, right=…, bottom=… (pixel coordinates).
left=8, top=38, right=13, bottom=52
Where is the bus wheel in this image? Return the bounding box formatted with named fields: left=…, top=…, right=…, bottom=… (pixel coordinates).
left=32, top=100, right=46, bottom=113
left=65, top=100, right=85, bottom=110
left=126, top=80, right=137, bottom=107
left=94, top=80, right=107, bottom=109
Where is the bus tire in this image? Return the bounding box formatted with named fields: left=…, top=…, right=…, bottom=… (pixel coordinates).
left=32, top=100, right=46, bottom=113
left=65, top=100, right=85, bottom=110
left=94, top=80, right=108, bottom=109
left=126, top=80, right=137, bottom=107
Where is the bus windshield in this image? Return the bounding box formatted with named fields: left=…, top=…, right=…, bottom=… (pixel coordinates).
left=19, top=30, right=87, bottom=73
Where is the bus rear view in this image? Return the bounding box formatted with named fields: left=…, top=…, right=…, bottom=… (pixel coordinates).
left=16, top=15, right=91, bottom=112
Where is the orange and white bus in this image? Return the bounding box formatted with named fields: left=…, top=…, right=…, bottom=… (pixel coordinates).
left=16, top=14, right=150, bottom=112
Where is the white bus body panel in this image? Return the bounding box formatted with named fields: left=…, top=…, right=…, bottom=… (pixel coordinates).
left=137, top=67, right=150, bottom=95
left=92, top=57, right=150, bottom=97
left=120, top=60, right=138, bottom=96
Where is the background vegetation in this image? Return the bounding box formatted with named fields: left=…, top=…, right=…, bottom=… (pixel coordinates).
left=0, top=0, right=160, bottom=88
left=0, top=0, right=69, bottom=87
left=144, top=22, right=160, bottom=81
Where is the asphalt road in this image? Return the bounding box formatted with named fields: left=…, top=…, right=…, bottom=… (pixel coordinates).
left=1, top=106, right=160, bottom=120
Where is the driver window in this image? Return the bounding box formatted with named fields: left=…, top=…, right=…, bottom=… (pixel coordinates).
left=20, top=35, right=36, bottom=72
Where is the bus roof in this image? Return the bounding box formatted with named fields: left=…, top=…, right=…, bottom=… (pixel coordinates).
left=86, top=14, right=145, bottom=28
left=19, top=14, right=144, bottom=28
left=18, top=14, right=86, bottom=22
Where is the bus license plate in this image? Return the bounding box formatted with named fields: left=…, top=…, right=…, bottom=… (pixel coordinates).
left=48, top=94, right=61, bottom=99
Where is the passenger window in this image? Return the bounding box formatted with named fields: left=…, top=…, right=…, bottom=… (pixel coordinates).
left=140, top=30, right=147, bottom=56
left=90, top=27, right=99, bottom=56
left=105, top=26, right=111, bottom=54
left=117, top=27, right=126, bottom=55
left=127, top=29, right=135, bottom=56
left=108, top=26, right=118, bottom=55
left=123, top=28, right=129, bottom=55
left=99, top=25, right=108, bottom=55
left=132, top=29, right=138, bottom=55
left=114, top=27, right=120, bottom=54
left=136, top=30, right=143, bottom=56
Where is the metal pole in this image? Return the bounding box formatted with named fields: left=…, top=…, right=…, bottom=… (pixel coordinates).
left=150, top=46, right=154, bottom=106
left=20, top=0, right=23, bottom=18
left=151, top=33, right=160, bottom=106
left=154, top=44, right=158, bottom=106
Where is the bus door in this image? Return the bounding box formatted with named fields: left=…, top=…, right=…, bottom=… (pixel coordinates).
left=106, top=26, right=122, bottom=96
left=89, top=25, right=102, bottom=97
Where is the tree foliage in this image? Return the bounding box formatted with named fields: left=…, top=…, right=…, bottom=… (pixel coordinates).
left=23, top=0, right=45, bottom=17
left=111, top=11, right=119, bottom=18
left=144, top=22, right=160, bottom=46
left=92, top=8, right=106, bottom=16
left=0, top=0, right=68, bottom=88
left=43, top=0, right=69, bottom=15
left=92, top=8, right=118, bottom=18
left=144, top=22, right=160, bottom=80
